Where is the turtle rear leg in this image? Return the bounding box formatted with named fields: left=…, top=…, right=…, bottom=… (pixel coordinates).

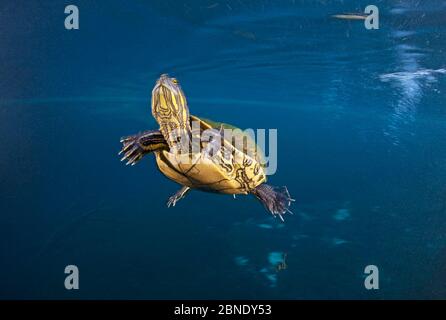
left=167, top=186, right=190, bottom=208
left=119, top=130, right=168, bottom=165
left=251, top=184, right=295, bottom=221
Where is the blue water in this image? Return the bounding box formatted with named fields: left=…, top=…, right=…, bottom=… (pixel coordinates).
left=1, top=0, right=446, bottom=299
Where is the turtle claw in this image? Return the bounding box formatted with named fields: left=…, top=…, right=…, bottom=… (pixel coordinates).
left=120, top=146, right=142, bottom=165
left=167, top=197, right=175, bottom=208
left=118, top=131, right=161, bottom=165
left=166, top=186, right=190, bottom=208
left=167, top=196, right=178, bottom=208
left=251, top=184, right=294, bottom=221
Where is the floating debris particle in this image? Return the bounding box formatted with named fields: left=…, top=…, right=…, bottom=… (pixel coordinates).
left=333, top=208, right=350, bottom=221
left=234, top=256, right=249, bottom=266
left=257, top=223, right=273, bottom=229
left=275, top=253, right=288, bottom=272
left=207, top=3, right=220, bottom=9
left=234, top=30, right=256, bottom=40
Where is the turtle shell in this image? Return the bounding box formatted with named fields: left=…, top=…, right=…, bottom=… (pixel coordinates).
left=155, top=115, right=266, bottom=194
left=198, top=116, right=266, bottom=169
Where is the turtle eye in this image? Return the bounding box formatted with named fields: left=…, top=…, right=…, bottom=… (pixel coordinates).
left=172, top=78, right=178, bottom=84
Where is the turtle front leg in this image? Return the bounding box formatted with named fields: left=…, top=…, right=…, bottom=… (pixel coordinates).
left=119, top=130, right=168, bottom=165
left=167, top=186, right=190, bottom=208
left=251, top=184, right=295, bottom=221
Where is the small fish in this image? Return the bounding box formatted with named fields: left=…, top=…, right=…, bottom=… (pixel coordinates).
left=332, top=13, right=369, bottom=20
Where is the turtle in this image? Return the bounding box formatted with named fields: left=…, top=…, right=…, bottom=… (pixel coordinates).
left=119, top=74, right=294, bottom=220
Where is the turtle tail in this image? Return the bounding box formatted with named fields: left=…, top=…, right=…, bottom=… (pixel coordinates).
left=251, top=184, right=295, bottom=221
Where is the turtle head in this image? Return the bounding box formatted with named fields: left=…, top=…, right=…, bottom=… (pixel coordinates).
left=151, top=74, right=191, bottom=148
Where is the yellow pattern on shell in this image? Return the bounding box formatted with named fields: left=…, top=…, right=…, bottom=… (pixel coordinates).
left=155, top=116, right=266, bottom=194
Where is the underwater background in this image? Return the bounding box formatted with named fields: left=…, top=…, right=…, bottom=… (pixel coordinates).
left=1, top=0, right=446, bottom=299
